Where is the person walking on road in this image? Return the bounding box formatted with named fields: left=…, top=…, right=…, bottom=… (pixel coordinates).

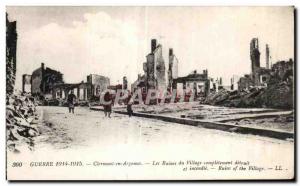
left=67, top=90, right=76, bottom=114
left=103, top=91, right=112, bottom=118
left=126, top=93, right=133, bottom=117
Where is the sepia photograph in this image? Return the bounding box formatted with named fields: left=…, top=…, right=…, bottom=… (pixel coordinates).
left=6, top=6, right=295, bottom=180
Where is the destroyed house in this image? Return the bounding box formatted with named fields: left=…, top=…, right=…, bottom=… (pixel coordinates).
left=87, top=74, right=110, bottom=97
left=131, top=74, right=147, bottom=93
left=173, top=70, right=210, bottom=97
left=143, top=39, right=167, bottom=91
left=31, top=63, right=64, bottom=97
left=271, top=59, right=293, bottom=80
left=51, top=82, right=91, bottom=101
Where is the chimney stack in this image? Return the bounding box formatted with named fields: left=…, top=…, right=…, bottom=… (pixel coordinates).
left=151, top=39, right=157, bottom=53
left=250, top=38, right=261, bottom=74
left=169, top=48, right=173, bottom=56
left=266, top=44, right=270, bottom=69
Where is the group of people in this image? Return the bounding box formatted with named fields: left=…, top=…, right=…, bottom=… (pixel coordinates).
left=102, top=91, right=133, bottom=118
left=66, top=90, right=134, bottom=117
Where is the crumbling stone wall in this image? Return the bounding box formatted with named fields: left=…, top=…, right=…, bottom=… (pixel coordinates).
left=154, top=45, right=166, bottom=91
left=168, top=48, right=179, bottom=90
left=6, top=13, right=17, bottom=95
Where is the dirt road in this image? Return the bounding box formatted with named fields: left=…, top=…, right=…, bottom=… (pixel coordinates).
left=8, top=106, right=292, bottom=180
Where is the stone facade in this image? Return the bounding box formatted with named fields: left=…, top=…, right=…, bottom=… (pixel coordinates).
left=86, top=74, right=110, bottom=97
left=143, top=39, right=167, bottom=91
left=31, top=63, right=64, bottom=97
left=250, top=38, right=260, bottom=72
left=23, top=64, right=109, bottom=103
left=52, top=82, right=91, bottom=101
left=131, top=74, right=147, bottom=93
left=238, top=38, right=294, bottom=91
left=45, top=73, right=110, bottom=102
left=145, top=53, right=155, bottom=89
left=168, top=48, right=179, bottom=90
left=6, top=13, right=17, bottom=95
left=238, top=74, right=253, bottom=91
left=238, top=38, right=275, bottom=91
left=153, top=44, right=167, bottom=91
left=22, top=74, right=32, bottom=93
left=271, top=59, right=293, bottom=80
left=173, top=70, right=210, bottom=97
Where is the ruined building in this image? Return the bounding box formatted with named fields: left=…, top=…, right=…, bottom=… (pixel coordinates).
left=168, top=48, right=179, bottom=90
left=172, top=70, right=210, bottom=97
left=237, top=74, right=253, bottom=91
left=131, top=74, right=147, bottom=93
left=31, top=63, right=64, bottom=98
left=86, top=74, right=110, bottom=97
left=145, top=39, right=167, bottom=91
left=6, top=13, right=17, bottom=95
left=132, top=39, right=167, bottom=92
left=131, top=38, right=211, bottom=101
left=271, top=59, right=293, bottom=81
left=22, top=74, right=32, bottom=93
left=238, top=38, right=273, bottom=91
left=50, top=74, right=110, bottom=102
left=250, top=38, right=273, bottom=87
left=27, top=64, right=110, bottom=102
left=211, top=77, right=223, bottom=92
left=250, top=38, right=260, bottom=72
left=238, top=38, right=293, bottom=91
left=250, top=38, right=262, bottom=85
left=52, top=81, right=91, bottom=102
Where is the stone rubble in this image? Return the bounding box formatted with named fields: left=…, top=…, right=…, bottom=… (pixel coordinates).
left=6, top=93, right=39, bottom=153
left=203, top=80, right=293, bottom=109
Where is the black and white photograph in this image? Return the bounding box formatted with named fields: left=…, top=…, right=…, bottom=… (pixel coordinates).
left=5, top=6, right=295, bottom=180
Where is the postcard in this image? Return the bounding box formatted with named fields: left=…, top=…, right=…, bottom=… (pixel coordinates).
left=6, top=6, right=295, bottom=180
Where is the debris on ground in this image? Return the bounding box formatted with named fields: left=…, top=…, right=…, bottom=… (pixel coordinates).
left=203, top=80, right=293, bottom=109
left=6, top=93, right=39, bottom=152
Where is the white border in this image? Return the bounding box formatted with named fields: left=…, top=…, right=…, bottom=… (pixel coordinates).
left=0, top=0, right=298, bottom=185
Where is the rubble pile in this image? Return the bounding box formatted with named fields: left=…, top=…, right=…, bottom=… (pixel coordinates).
left=204, top=82, right=293, bottom=109
left=204, top=89, right=230, bottom=105
left=204, top=57, right=294, bottom=109
left=6, top=93, right=39, bottom=153
left=259, top=81, right=293, bottom=109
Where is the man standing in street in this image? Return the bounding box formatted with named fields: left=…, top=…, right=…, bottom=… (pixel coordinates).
left=126, top=92, right=133, bottom=117
left=103, top=91, right=112, bottom=118
left=67, top=90, right=76, bottom=114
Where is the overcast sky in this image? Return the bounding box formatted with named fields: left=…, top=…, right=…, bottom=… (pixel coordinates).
left=7, top=6, right=294, bottom=90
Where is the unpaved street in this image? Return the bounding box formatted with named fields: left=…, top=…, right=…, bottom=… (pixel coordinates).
left=7, top=106, right=294, bottom=180
left=35, top=106, right=293, bottom=151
